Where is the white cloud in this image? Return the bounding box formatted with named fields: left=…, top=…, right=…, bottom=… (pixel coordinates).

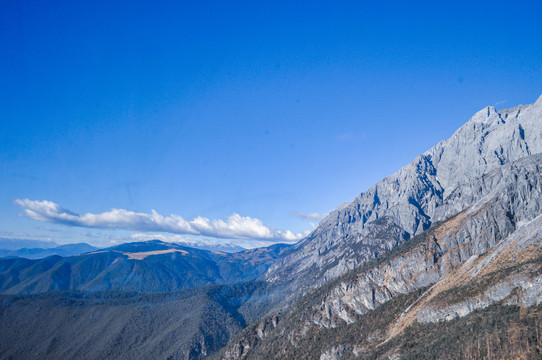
left=129, top=233, right=249, bottom=250
left=295, top=211, right=326, bottom=221
left=130, top=233, right=209, bottom=245
left=15, top=199, right=307, bottom=243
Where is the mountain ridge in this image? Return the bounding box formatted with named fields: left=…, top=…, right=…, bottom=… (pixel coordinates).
left=0, top=240, right=290, bottom=294
left=0, top=243, right=97, bottom=260
left=1, top=96, right=541, bottom=360
left=218, top=152, right=542, bottom=360
left=263, top=95, right=542, bottom=301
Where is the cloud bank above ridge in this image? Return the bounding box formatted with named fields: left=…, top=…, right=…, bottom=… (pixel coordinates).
left=14, top=199, right=308, bottom=243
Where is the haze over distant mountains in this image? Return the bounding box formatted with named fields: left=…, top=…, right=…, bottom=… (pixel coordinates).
left=0, top=240, right=289, bottom=294
left=0, top=238, right=59, bottom=251
left=0, top=242, right=97, bottom=260
left=1, top=96, right=542, bottom=359
left=0, top=236, right=246, bottom=260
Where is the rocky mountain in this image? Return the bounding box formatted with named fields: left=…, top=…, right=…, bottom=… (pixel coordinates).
left=1, top=96, right=541, bottom=360
left=0, top=240, right=289, bottom=294
left=218, top=151, right=542, bottom=360
left=264, top=95, right=542, bottom=301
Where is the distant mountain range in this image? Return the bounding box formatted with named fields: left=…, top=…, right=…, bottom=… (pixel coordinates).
left=1, top=95, right=541, bottom=359
left=0, top=243, right=97, bottom=259
left=0, top=240, right=289, bottom=294
left=0, top=238, right=59, bottom=250
left=0, top=238, right=246, bottom=260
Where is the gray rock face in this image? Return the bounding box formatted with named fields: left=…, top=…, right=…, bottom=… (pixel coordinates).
left=265, top=95, right=542, bottom=297
left=417, top=272, right=542, bottom=324
left=221, top=314, right=280, bottom=360
left=219, top=154, right=542, bottom=360
left=311, top=154, right=542, bottom=328
left=320, top=345, right=346, bottom=360
left=219, top=97, right=542, bottom=360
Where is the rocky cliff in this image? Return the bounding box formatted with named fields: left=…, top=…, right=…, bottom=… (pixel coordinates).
left=219, top=153, right=542, bottom=360
left=265, top=95, right=542, bottom=299
left=217, top=96, right=542, bottom=360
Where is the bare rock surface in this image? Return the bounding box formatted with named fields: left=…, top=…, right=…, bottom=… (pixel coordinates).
left=265, top=95, right=542, bottom=299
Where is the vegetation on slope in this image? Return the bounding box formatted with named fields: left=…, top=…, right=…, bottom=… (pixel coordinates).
left=0, top=281, right=267, bottom=360
left=362, top=304, right=542, bottom=360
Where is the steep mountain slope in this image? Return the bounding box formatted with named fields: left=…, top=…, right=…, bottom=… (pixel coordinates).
left=1, top=96, right=541, bottom=360
left=0, top=240, right=289, bottom=294
left=265, top=95, right=542, bottom=300
left=0, top=283, right=261, bottom=360
left=218, top=153, right=542, bottom=360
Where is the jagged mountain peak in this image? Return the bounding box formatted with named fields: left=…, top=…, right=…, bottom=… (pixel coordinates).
left=470, top=105, right=497, bottom=121
left=428, top=99, right=539, bottom=192
left=264, top=96, right=542, bottom=296
left=223, top=153, right=542, bottom=360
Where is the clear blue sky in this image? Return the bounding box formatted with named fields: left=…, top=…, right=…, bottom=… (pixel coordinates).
left=1, top=0, right=542, bottom=248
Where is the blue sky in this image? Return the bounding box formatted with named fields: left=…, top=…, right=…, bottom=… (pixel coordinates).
left=1, top=0, right=542, bottom=248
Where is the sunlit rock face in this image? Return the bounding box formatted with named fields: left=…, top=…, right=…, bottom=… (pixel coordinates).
left=220, top=147, right=542, bottom=360
left=311, top=154, right=542, bottom=327
left=264, top=96, right=542, bottom=299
